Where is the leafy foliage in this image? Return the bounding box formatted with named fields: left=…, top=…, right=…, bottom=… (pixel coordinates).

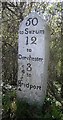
left=1, top=1, right=63, bottom=120
left=2, top=90, right=63, bottom=120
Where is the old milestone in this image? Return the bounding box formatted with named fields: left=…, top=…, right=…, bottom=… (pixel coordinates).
left=17, top=12, right=50, bottom=105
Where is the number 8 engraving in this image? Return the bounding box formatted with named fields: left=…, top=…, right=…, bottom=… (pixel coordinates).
left=27, top=63, right=32, bottom=71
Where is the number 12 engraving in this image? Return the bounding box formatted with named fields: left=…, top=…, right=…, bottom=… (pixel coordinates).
left=26, top=36, right=37, bottom=45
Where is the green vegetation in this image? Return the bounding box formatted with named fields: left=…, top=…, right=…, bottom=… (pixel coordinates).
left=2, top=89, right=63, bottom=120
left=1, top=1, right=63, bottom=120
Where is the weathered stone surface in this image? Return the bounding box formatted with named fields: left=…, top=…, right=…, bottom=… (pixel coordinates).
left=17, top=12, right=50, bottom=105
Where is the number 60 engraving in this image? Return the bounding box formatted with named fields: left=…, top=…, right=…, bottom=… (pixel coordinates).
left=26, top=17, right=38, bottom=26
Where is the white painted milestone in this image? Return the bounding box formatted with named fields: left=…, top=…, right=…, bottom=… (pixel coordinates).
left=17, top=12, right=50, bottom=105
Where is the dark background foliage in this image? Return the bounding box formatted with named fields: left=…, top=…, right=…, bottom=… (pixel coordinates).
left=1, top=1, right=63, bottom=120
